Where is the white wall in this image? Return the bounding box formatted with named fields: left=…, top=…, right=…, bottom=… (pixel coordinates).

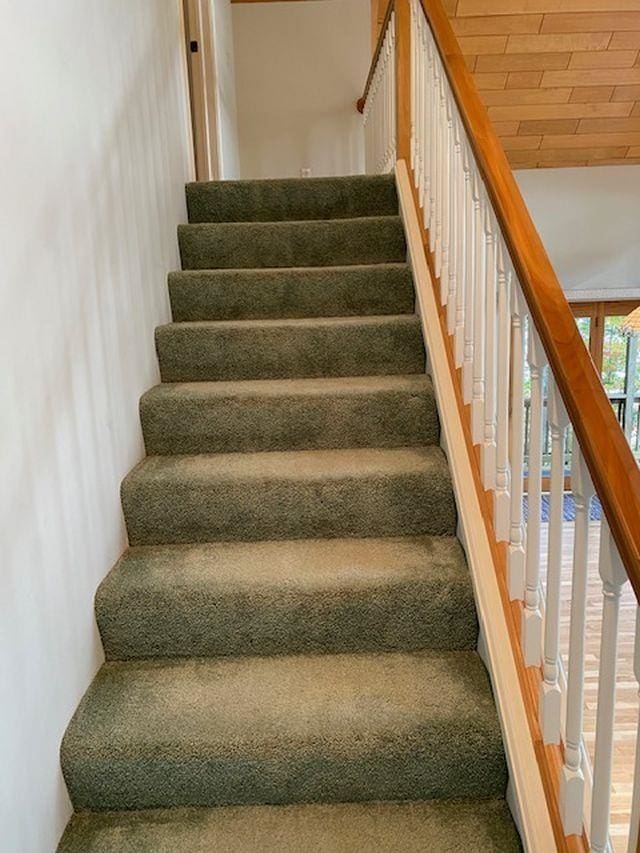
left=232, top=0, right=369, bottom=179
left=0, top=2, right=192, bottom=851
left=516, top=165, right=640, bottom=301
left=211, top=0, right=241, bottom=178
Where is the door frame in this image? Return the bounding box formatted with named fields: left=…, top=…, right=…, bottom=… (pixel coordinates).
left=182, top=0, right=220, bottom=181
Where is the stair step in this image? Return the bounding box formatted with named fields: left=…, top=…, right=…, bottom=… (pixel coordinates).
left=185, top=173, right=398, bottom=223
left=61, top=650, right=507, bottom=811
left=97, top=536, right=476, bottom=660
left=140, top=375, right=438, bottom=455
left=178, top=216, right=406, bottom=270
left=57, top=798, right=521, bottom=852
left=168, top=263, right=414, bottom=322
left=156, top=315, right=424, bottom=383
left=121, top=446, right=456, bottom=546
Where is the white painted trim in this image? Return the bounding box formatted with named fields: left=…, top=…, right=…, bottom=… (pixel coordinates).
left=395, top=160, right=556, bottom=853
left=567, top=288, right=640, bottom=303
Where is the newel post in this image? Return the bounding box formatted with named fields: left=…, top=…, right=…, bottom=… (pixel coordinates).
left=395, top=0, right=412, bottom=162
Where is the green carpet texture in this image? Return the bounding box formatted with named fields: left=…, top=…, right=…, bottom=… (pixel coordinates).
left=58, top=173, right=521, bottom=851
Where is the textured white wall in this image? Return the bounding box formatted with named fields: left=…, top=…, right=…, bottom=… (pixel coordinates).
left=516, top=164, right=640, bottom=301
left=232, top=0, right=369, bottom=179
left=0, top=2, right=192, bottom=850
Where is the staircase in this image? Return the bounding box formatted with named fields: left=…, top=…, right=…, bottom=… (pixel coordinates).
left=57, top=174, right=521, bottom=852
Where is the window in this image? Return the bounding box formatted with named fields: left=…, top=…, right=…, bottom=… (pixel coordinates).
left=571, top=300, right=640, bottom=461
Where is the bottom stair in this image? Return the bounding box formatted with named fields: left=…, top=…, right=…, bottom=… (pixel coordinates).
left=61, top=651, right=507, bottom=811
left=58, top=799, right=521, bottom=852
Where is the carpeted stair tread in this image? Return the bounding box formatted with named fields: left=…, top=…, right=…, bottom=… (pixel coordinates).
left=140, top=374, right=438, bottom=455
left=178, top=216, right=406, bottom=270
left=96, top=535, right=476, bottom=660
left=156, top=314, right=424, bottom=382
left=186, top=173, right=398, bottom=223
left=61, top=649, right=507, bottom=811
left=121, top=446, right=456, bottom=546
left=57, top=798, right=522, bottom=852
left=168, top=263, right=414, bottom=321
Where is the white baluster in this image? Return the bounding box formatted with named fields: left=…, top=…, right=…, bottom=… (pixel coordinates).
left=560, top=445, right=595, bottom=836
left=390, top=19, right=396, bottom=166
left=539, top=377, right=569, bottom=744
left=508, top=287, right=526, bottom=601
left=628, top=607, right=640, bottom=853
left=493, top=242, right=511, bottom=541
left=482, top=207, right=498, bottom=489
left=435, top=73, right=447, bottom=278
left=446, top=113, right=459, bottom=335
left=441, top=103, right=452, bottom=307
left=471, top=180, right=486, bottom=445
left=409, top=0, right=419, bottom=173
left=522, top=326, right=546, bottom=667
left=590, top=524, right=628, bottom=852
left=462, top=145, right=474, bottom=404
left=420, top=17, right=429, bottom=218
left=453, top=130, right=467, bottom=368
left=427, top=40, right=437, bottom=247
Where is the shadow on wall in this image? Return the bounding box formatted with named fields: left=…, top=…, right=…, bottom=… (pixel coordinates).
left=231, top=0, right=370, bottom=179
left=0, top=4, right=191, bottom=851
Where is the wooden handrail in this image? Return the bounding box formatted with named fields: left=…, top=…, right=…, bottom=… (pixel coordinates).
left=361, top=0, right=640, bottom=603
left=357, top=0, right=394, bottom=113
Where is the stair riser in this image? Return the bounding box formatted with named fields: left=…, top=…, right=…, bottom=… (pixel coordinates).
left=97, top=577, right=477, bottom=660
left=168, top=266, right=414, bottom=322
left=121, top=468, right=456, bottom=546
left=156, top=319, right=425, bottom=383
left=178, top=218, right=406, bottom=270
left=63, top=741, right=506, bottom=812
left=57, top=799, right=523, bottom=853
left=186, top=174, right=399, bottom=223
left=140, top=384, right=438, bottom=455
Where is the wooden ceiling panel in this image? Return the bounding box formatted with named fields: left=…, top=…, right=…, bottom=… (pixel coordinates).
left=445, top=2, right=640, bottom=167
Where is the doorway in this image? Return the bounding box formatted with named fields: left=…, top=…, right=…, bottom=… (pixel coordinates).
left=182, top=0, right=219, bottom=181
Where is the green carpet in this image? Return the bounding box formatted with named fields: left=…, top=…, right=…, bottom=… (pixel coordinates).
left=168, top=263, right=414, bottom=321
left=59, top=799, right=520, bottom=853
left=155, top=315, right=425, bottom=382
left=57, top=173, right=521, bottom=851
left=178, top=216, right=406, bottom=269
left=186, top=173, right=400, bottom=223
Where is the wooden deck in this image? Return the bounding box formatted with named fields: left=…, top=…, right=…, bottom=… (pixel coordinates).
left=539, top=521, right=638, bottom=851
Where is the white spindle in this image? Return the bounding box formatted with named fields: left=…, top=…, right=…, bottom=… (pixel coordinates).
left=522, top=326, right=546, bottom=667
left=493, top=241, right=511, bottom=542
left=462, top=144, right=475, bottom=404
left=446, top=114, right=460, bottom=339
left=561, top=445, right=595, bottom=836
left=440, top=97, right=452, bottom=305
left=362, top=14, right=395, bottom=175
left=434, top=70, right=444, bottom=277
left=629, top=607, right=640, bottom=853
left=471, top=180, right=486, bottom=445
left=539, top=377, right=569, bottom=744
left=590, top=524, right=627, bottom=852
left=454, top=136, right=468, bottom=368
left=482, top=206, right=497, bottom=490
left=508, top=287, right=526, bottom=601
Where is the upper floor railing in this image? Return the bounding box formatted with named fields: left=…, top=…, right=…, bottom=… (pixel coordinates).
left=359, top=1, right=640, bottom=850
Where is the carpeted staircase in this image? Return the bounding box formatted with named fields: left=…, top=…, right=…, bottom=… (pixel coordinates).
left=57, top=174, right=522, bottom=851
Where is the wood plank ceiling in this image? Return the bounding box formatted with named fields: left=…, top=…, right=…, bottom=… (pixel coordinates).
left=373, top=0, right=640, bottom=168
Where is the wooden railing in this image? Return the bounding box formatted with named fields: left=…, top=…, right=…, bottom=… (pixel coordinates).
left=359, top=1, right=640, bottom=851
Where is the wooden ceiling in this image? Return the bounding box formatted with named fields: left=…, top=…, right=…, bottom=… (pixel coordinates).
left=372, top=0, right=640, bottom=168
